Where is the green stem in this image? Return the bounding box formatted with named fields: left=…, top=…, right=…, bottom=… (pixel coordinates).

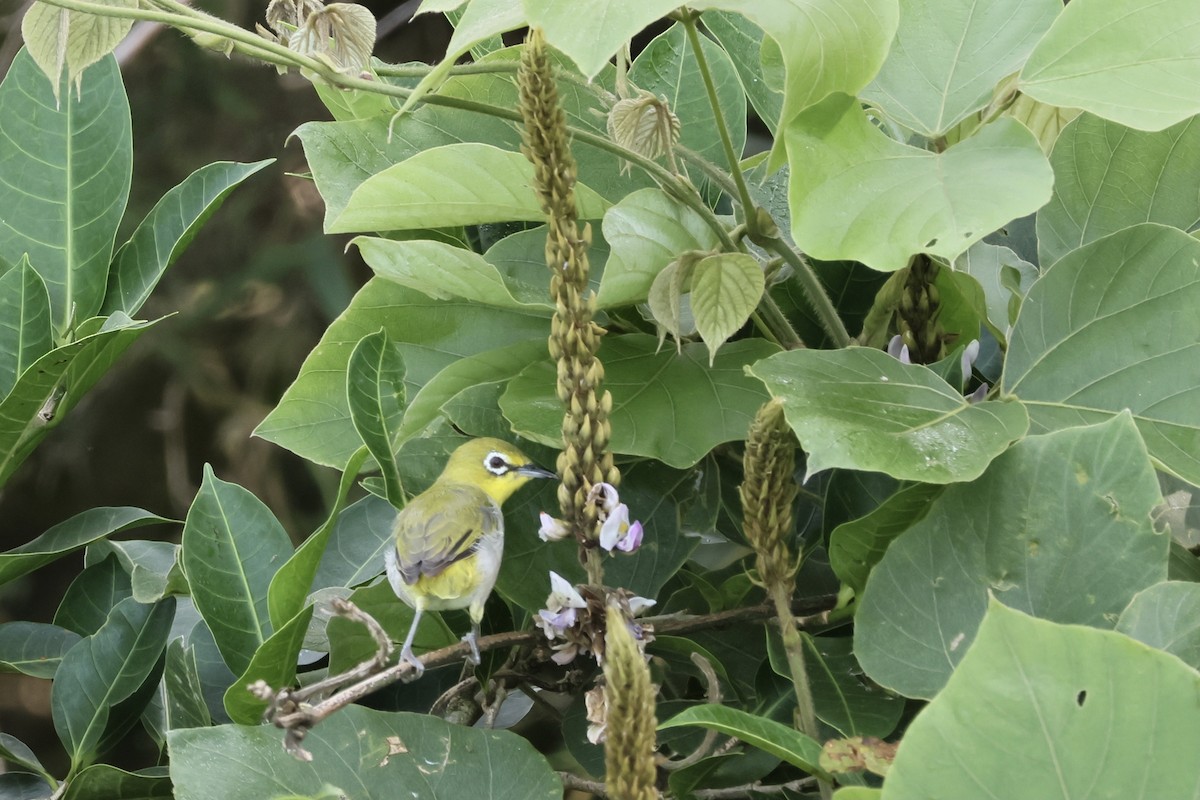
left=768, top=583, right=832, bottom=800
left=760, top=237, right=851, bottom=348
left=681, top=14, right=758, bottom=236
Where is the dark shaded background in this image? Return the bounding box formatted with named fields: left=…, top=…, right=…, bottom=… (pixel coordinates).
left=0, top=0, right=452, bottom=773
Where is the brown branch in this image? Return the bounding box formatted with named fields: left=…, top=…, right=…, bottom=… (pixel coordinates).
left=257, top=594, right=839, bottom=759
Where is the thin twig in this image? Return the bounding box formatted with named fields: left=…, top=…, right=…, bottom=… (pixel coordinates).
left=693, top=777, right=818, bottom=798
left=559, top=772, right=609, bottom=797
left=661, top=652, right=722, bottom=771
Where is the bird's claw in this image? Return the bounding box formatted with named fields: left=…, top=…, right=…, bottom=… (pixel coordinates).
left=400, top=646, right=425, bottom=680
left=462, top=631, right=482, bottom=665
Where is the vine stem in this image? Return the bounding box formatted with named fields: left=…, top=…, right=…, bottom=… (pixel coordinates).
left=768, top=583, right=833, bottom=800
left=761, top=237, right=852, bottom=348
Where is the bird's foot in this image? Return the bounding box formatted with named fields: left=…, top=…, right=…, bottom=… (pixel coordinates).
left=462, top=631, right=482, bottom=665
left=400, top=645, right=425, bottom=680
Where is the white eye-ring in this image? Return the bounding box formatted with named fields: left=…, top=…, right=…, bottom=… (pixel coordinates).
left=485, top=452, right=510, bottom=475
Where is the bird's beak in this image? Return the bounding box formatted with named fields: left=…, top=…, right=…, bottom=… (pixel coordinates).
left=516, top=464, right=557, bottom=479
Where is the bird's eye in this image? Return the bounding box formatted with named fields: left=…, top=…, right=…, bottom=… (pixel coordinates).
left=486, top=453, right=509, bottom=474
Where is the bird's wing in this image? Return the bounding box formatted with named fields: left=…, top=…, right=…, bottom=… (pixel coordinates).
left=392, top=483, right=503, bottom=585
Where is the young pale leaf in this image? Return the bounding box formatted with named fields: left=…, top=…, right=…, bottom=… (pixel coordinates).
left=20, top=0, right=135, bottom=103
left=786, top=93, right=1053, bottom=271
left=647, top=255, right=699, bottom=345
left=181, top=467, right=293, bottom=675
left=290, top=3, right=376, bottom=73
left=748, top=347, right=1028, bottom=483
left=254, top=279, right=547, bottom=469
left=0, top=51, right=131, bottom=330
left=1115, top=581, right=1200, bottom=670
left=1036, top=115, right=1200, bottom=266
left=597, top=188, right=722, bottom=309
left=353, top=236, right=550, bottom=311
left=52, top=596, right=175, bottom=772
left=855, top=413, right=1165, bottom=699
left=168, top=706, right=562, bottom=799
left=103, top=160, right=274, bottom=316
left=628, top=22, right=744, bottom=168
left=1003, top=224, right=1200, bottom=486
left=0, top=622, right=81, bottom=678
left=861, top=0, right=1060, bottom=137
left=953, top=242, right=1038, bottom=336
left=502, top=335, right=778, bottom=469
left=885, top=601, right=1200, bottom=798
left=223, top=605, right=314, bottom=724
left=0, top=259, right=53, bottom=399
left=0, top=314, right=155, bottom=487
left=330, top=143, right=610, bottom=233
left=1020, top=0, right=1200, bottom=131
left=689, top=253, right=764, bottom=365
left=347, top=329, right=406, bottom=507
left=659, top=704, right=829, bottom=779
left=0, top=508, right=166, bottom=589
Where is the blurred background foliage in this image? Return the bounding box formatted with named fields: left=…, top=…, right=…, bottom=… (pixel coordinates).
left=0, top=0, right=455, bottom=769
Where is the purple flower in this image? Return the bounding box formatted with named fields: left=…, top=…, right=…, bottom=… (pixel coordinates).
left=538, top=512, right=570, bottom=542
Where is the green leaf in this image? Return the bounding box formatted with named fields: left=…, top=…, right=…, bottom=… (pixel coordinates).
left=502, top=335, right=779, bottom=469
left=330, top=143, right=610, bottom=233
left=1002, top=224, right=1200, bottom=486
left=0, top=314, right=156, bottom=487
left=701, top=11, right=784, bottom=133
left=884, top=601, right=1200, bottom=798
left=354, top=236, right=550, bottom=311
left=659, top=704, right=829, bottom=780
left=828, top=483, right=943, bottom=596
left=310, top=494, right=396, bottom=592
left=785, top=93, right=1054, bottom=271
left=268, top=447, right=370, bottom=629
left=102, top=159, right=274, bottom=316
left=1020, top=0, right=1200, bottom=131
left=629, top=22, right=746, bottom=169
left=0, top=622, right=81, bottom=678
left=181, top=466, right=293, bottom=675
left=52, top=596, right=174, bottom=772
left=953, top=241, right=1038, bottom=337
left=528, top=0, right=897, bottom=134
left=87, top=540, right=187, bottom=603
left=0, top=51, right=131, bottom=330
left=861, top=0, right=1060, bottom=137
left=54, top=554, right=133, bottom=636
left=168, top=706, right=562, bottom=799
left=0, top=507, right=165, bottom=589
left=0, top=260, right=53, bottom=400
left=1036, top=114, right=1200, bottom=266
left=690, top=253, right=765, bottom=365
left=394, top=339, right=549, bottom=449
left=748, top=347, right=1028, bottom=483
left=0, top=732, right=49, bottom=780
left=1115, top=581, right=1200, bottom=670
left=347, top=329, right=406, bottom=507
left=855, top=414, right=1165, bottom=699
left=161, top=638, right=212, bottom=733
left=223, top=605, right=314, bottom=724
left=254, top=279, right=548, bottom=469
left=804, top=636, right=904, bottom=738
left=596, top=188, right=723, bottom=309
left=61, top=764, right=171, bottom=800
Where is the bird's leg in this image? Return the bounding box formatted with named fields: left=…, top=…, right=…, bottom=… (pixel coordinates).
left=462, top=623, right=482, bottom=666
left=400, top=606, right=426, bottom=678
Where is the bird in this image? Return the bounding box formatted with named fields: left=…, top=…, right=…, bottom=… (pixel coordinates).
left=384, top=437, right=556, bottom=676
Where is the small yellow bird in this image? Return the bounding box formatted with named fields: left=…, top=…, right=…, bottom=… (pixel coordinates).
left=385, top=437, right=555, bottom=676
